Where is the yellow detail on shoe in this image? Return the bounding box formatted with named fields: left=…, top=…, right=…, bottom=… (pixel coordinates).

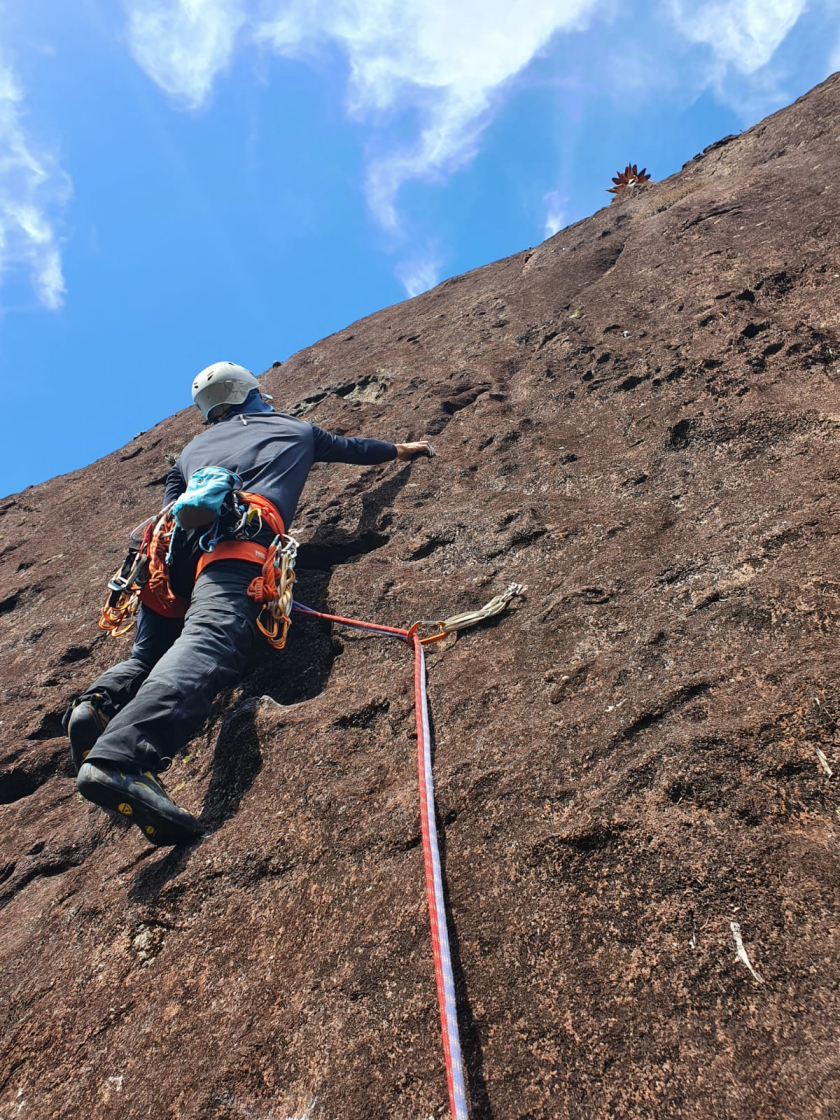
left=118, top=802, right=133, bottom=816
left=144, top=825, right=156, bottom=836
left=82, top=749, right=90, bottom=760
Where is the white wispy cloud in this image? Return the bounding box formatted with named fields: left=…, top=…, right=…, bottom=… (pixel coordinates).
left=396, top=255, right=441, bottom=298
left=328, top=0, right=602, bottom=230
left=543, top=190, right=566, bottom=239
left=127, top=0, right=246, bottom=110
left=0, top=54, right=70, bottom=309
left=670, top=0, right=807, bottom=75
left=126, top=0, right=604, bottom=227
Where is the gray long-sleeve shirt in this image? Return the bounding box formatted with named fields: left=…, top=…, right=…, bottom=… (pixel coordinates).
left=164, top=412, right=397, bottom=529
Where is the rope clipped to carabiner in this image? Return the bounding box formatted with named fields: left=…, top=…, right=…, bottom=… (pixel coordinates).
left=406, top=582, right=526, bottom=645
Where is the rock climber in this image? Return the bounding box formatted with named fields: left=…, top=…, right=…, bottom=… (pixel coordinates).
left=68, top=361, right=433, bottom=846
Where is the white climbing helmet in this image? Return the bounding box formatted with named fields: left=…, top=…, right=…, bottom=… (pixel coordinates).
left=192, top=361, right=262, bottom=421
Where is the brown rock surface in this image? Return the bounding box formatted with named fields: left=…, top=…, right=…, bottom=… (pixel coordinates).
left=3, top=74, right=840, bottom=1120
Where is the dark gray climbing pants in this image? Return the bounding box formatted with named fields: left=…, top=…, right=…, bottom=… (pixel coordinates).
left=83, top=560, right=260, bottom=772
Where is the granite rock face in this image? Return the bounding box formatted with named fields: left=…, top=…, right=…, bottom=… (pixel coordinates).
left=3, top=74, right=840, bottom=1120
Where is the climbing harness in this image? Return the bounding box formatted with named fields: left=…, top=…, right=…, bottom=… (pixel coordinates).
left=188, top=487, right=300, bottom=651
left=289, top=585, right=525, bottom=1120
left=99, top=488, right=287, bottom=637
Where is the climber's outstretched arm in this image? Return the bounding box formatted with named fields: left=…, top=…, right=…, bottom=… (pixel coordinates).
left=311, top=426, right=435, bottom=466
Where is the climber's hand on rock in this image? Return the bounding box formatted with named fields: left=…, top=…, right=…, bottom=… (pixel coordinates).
left=396, top=441, right=436, bottom=462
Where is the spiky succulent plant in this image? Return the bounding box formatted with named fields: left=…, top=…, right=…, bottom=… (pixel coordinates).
left=607, top=164, right=651, bottom=202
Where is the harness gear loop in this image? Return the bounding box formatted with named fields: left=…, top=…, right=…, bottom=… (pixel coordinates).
left=237, top=491, right=284, bottom=536
left=247, top=533, right=299, bottom=650
left=99, top=514, right=173, bottom=636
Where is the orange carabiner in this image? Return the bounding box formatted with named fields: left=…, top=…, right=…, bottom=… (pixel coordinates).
left=406, top=620, right=449, bottom=646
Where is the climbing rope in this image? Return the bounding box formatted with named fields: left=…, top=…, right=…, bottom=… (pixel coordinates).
left=291, top=584, right=525, bottom=1120
left=414, top=632, right=469, bottom=1119
left=144, top=510, right=182, bottom=613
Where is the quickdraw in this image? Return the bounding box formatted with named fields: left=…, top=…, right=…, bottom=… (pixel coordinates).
left=99, top=586, right=143, bottom=638
left=405, top=583, right=526, bottom=646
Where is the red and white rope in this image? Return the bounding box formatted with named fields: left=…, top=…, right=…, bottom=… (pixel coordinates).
left=413, top=634, right=469, bottom=1120
left=294, top=602, right=469, bottom=1118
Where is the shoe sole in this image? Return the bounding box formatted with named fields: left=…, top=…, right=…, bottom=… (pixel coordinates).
left=77, top=765, right=204, bottom=847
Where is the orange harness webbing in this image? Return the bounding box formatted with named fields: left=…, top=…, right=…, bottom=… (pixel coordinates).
left=234, top=492, right=295, bottom=649
left=238, top=491, right=285, bottom=537
left=138, top=583, right=191, bottom=618
left=195, top=540, right=269, bottom=576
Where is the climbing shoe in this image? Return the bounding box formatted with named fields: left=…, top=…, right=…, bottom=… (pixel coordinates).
left=66, top=699, right=112, bottom=774
left=76, top=761, right=204, bottom=847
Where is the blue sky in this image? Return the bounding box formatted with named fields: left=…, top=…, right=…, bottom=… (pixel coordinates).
left=1, top=0, right=838, bottom=497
